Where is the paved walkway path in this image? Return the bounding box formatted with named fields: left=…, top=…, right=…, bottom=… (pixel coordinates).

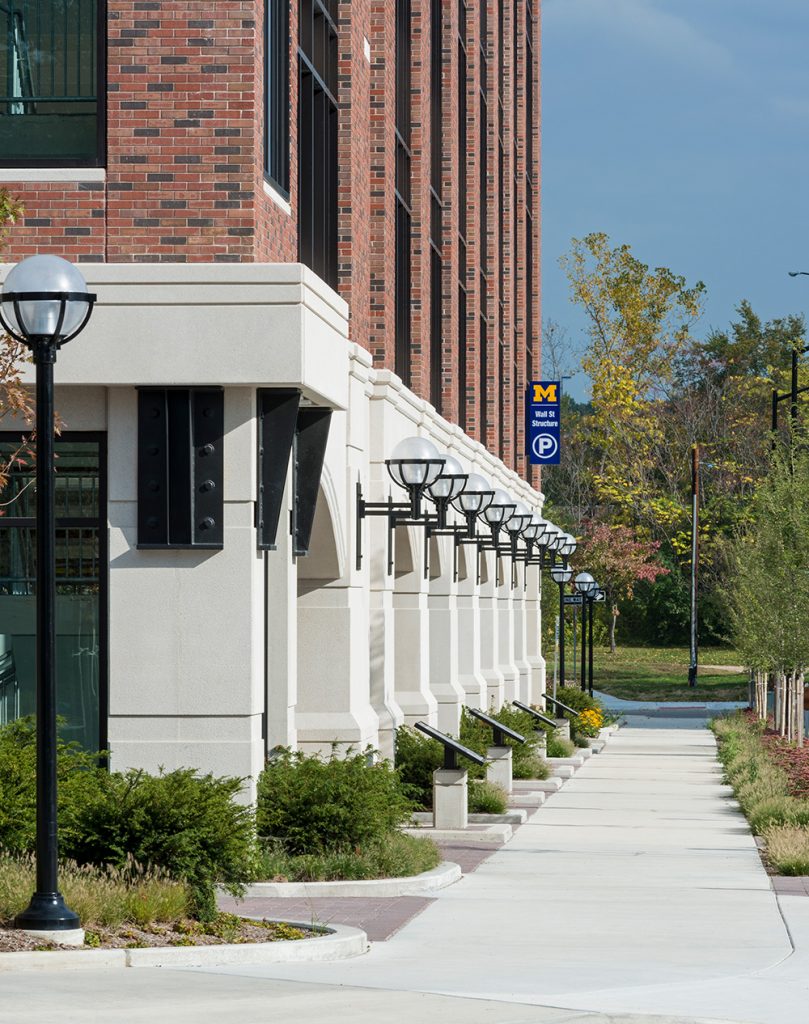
left=5, top=726, right=809, bottom=1024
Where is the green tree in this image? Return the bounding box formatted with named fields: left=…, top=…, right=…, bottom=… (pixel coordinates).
left=573, top=523, right=669, bottom=652
left=727, top=449, right=809, bottom=743
left=0, top=188, right=35, bottom=501
left=560, top=232, right=705, bottom=528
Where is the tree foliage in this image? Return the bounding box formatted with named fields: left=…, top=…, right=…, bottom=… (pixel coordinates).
left=573, top=523, right=668, bottom=650
left=545, top=232, right=807, bottom=646
left=0, top=188, right=34, bottom=502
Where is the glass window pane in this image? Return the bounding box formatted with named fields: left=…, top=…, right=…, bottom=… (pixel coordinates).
left=0, top=526, right=101, bottom=751
left=0, top=435, right=103, bottom=753
left=0, top=440, right=100, bottom=520
left=0, top=0, right=99, bottom=163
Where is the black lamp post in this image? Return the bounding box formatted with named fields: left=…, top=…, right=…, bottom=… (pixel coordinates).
left=592, top=587, right=606, bottom=695
left=550, top=562, right=573, bottom=687
left=575, top=572, right=597, bottom=693
left=0, top=255, right=96, bottom=934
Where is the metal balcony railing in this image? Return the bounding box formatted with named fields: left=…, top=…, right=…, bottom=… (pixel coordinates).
left=1, top=0, right=97, bottom=115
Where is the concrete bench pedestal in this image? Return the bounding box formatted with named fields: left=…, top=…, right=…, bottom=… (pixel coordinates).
left=553, top=719, right=571, bottom=741
left=433, top=768, right=468, bottom=829
left=486, top=745, right=513, bottom=793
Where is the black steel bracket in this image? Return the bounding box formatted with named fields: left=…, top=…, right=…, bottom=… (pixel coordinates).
left=414, top=721, right=487, bottom=771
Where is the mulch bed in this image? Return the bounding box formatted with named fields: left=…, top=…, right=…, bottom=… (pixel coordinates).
left=742, top=709, right=809, bottom=797
left=0, top=915, right=313, bottom=953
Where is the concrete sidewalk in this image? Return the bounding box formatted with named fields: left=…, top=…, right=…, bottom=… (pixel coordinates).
left=3, top=727, right=808, bottom=1024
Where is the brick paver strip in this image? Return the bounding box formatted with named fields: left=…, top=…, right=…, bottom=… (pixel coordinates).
left=218, top=895, right=433, bottom=941
left=221, top=831, right=515, bottom=940
left=434, top=842, right=496, bottom=874
left=772, top=875, right=809, bottom=896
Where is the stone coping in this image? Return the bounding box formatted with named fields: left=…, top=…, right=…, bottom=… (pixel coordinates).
left=238, top=860, right=461, bottom=899
left=0, top=921, right=367, bottom=972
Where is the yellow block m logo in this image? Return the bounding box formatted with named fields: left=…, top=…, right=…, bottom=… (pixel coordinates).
left=532, top=383, right=558, bottom=403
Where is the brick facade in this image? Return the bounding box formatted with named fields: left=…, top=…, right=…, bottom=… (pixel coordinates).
left=2, top=0, right=540, bottom=480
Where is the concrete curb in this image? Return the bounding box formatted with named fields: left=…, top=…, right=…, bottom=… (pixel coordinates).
left=0, top=922, right=368, bottom=972
left=514, top=776, right=564, bottom=793
left=238, top=860, right=462, bottom=898
left=402, top=824, right=512, bottom=845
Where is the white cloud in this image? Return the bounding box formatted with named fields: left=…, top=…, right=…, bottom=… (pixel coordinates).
left=544, top=0, right=734, bottom=74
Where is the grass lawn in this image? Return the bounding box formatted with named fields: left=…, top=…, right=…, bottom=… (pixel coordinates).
left=589, top=644, right=749, bottom=702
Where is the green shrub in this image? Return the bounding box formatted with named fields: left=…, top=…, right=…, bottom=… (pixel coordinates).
left=513, top=748, right=550, bottom=780
left=457, top=706, right=548, bottom=780
left=0, top=717, right=107, bottom=856
left=66, top=768, right=257, bottom=921
left=256, top=749, right=414, bottom=856
left=555, top=686, right=602, bottom=714
left=395, top=727, right=444, bottom=809
left=546, top=735, right=575, bottom=758
left=468, top=780, right=508, bottom=814
left=256, top=832, right=440, bottom=882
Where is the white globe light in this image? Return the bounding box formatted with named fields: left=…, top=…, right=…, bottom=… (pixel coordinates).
left=575, top=571, right=596, bottom=596
left=484, top=489, right=516, bottom=526
left=563, top=533, right=578, bottom=556
left=1, top=255, right=92, bottom=341
left=505, top=499, right=531, bottom=534
left=387, top=436, right=445, bottom=489
left=454, top=472, right=493, bottom=515
left=543, top=524, right=562, bottom=549
left=427, top=453, right=466, bottom=501
left=522, top=513, right=543, bottom=541
left=550, top=564, right=573, bottom=584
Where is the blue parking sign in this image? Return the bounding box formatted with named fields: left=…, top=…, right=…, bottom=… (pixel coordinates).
left=527, top=381, right=561, bottom=465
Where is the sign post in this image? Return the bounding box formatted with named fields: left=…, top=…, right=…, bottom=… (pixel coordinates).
left=527, top=380, right=562, bottom=466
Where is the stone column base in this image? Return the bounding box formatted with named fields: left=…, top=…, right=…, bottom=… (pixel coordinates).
left=486, top=745, right=513, bottom=793
left=554, top=719, right=571, bottom=741
left=433, top=768, right=468, bottom=829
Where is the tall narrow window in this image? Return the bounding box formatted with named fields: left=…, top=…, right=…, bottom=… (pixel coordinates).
left=0, top=435, right=107, bottom=751
left=429, top=0, right=443, bottom=411
left=395, top=0, right=413, bottom=385
left=524, top=2, right=535, bottom=389
left=298, top=0, right=338, bottom=288
left=478, top=5, right=490, bottom=443
left=265, top=1, right=290, bottom=195
left=0, top=0, right=104, bottom=166
left=479, top=307, right=488, bottom=440
left=458, top=278, right=467, bottom=430
left=457, top=3, right=469, bottom=428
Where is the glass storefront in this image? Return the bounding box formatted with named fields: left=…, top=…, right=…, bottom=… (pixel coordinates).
left=0, top=437, right=106, bottom=750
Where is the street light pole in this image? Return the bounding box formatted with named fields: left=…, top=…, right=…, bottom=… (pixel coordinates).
left=573, top=572, right=596, bottom=695
left=588, top=594, right=595, bottom=697
left=688, top=444, right=699, bottom=688
left=550, top=563, right=573, bottom=688
left=0, top=255, right=95, bottom=935
left=580, top=592, right=587, bottom=693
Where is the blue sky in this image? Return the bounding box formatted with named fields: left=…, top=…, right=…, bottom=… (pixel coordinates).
left=541, top=0, right=809, bottom=400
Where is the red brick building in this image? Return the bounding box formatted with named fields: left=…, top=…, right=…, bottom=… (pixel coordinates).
left=1, top=0, right=540, bottom=478
left=0, top=1, right=548, bottom=777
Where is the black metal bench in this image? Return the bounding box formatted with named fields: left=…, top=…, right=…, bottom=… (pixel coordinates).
left=512, top=699, right=557, bottom=730
left=545, top=694, right=578, bottom=718
left=415, top=721, right=487, bottom=770
left=468, top=707, right=526, bottom=746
